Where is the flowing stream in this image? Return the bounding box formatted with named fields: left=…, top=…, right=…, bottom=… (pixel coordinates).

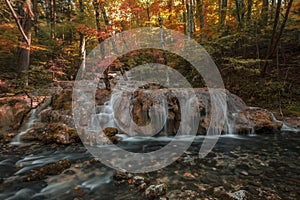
left=10, top=109, right=37, bottom=145
left=2, top=82, right=299, bottom=199
left=1, top=132, right=299, bottom=199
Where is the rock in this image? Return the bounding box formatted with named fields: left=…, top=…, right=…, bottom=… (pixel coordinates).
left=145, top=183, right=167, bottom=199
left=138, top=182, right=147, bottom=191
left=26, top=159, right=71, bottom=181
left=0, top=95, right=31, bottom=138
left=233, top=108, right=283, bottom=134
left=104, top=127, right=118, bottom=137
left=23, top=123, right=79, bottom=145
left=225, top=190, right=251, bottom=200
left=95, top=89, right=111, bottom=105
left=103, top=127, right=120, bottom=144
left=113, top=170, right=132, bottom=181
left=52, top=88, right=72, bottom=110
left=132, top=176, right=145, bottom=186
left=111, top=85, right=284, bottom=136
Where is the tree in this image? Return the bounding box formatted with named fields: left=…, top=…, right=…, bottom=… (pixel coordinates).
left=220, top=0, right=227, bottom=25
left=5, top=0, right=34, bottom=86
left=50, top=0, right=56, bottom=40
left=261, top=0, right=269, bottom=26
left=261, top=0, right=294, bottom=76
left=93, top=0, right=110, bottom=90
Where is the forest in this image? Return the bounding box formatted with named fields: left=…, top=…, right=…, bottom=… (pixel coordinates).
left=0, top=0, right=299, bottom=199
left=0, top=0, right=299, bottom=114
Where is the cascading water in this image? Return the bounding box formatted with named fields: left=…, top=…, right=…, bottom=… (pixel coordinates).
left=10, top=109, right=37, bottom=145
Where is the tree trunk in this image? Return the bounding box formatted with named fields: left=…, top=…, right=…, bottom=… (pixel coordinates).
left=93, top=0, right=110, bottom=90
left=196, top=0, right=205, bottom=39
left=186, top=0, right=192, bottom=39
left=235, top=0, right=243, bottom=28
left=78, top=0, right=86, bottom=75
left=270, top=0, right=275, bottom=20
left=261, top=0, right=269, bottom=26
left=246, top=0, right=252, bottom=20
left=99, top=2, right=127, bottom=81
left=33, top=0, right=38, bottom=36
left=261, top=0, right=293, bottom=76
left=50, top=0, right=56, bottom=40
left=220, top=0, right=227, bottom=25
left=182, top=0, right=187, bottom=34
left=9, top=0, right=34, bottom=86
left=158, top=12, right=169, bottom=85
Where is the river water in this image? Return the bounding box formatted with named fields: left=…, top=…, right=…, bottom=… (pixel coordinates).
left=0, top=131, right=299, bottom=199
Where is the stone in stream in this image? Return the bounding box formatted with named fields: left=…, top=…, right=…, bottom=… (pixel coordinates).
left=103, top=127, right=120, bottom=144
left=145, top=183, right=167, bottom=199
left=226, top=190, right=251, bottom=200
left=25, top=159, right=71, bottom=181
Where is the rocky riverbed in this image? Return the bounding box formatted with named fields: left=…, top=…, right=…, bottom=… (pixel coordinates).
left=0, top=132, right=299, bottom=199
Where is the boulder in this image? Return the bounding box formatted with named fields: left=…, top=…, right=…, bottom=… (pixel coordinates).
left=0, top=96, right=31, bottom=139
left=111, top=87, right=282, bottom=135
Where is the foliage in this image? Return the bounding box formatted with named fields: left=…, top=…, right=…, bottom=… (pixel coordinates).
left=0, top=0, right=299, bottom=115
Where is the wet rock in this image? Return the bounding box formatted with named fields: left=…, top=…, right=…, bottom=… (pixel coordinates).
left=133, top=176, right=145, bottom=186
left=52, top=88, right=72, bottom=110
left=113, top=170, right=133, bottom=182
left=234, top=108, right=283, bottom=134
left=145, top=183, right=167, bottom=199
left=111, top=86, right=283, bottom=136
left=26, top=159, right=71, bottom=181
left=95, top=89, right=111, bottom=105
left=168, top=189, right=199, bottom=199
left=103, top=127, right=120, bottom=144
left=138, top=182, right=147, bottom=191
left=226, top=190, right=251, bottom=200
left=29, top=123, right=79, bottom=145
left=0, top=96, right=31, bottom=136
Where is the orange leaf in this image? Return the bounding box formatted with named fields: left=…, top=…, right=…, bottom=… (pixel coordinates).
left=183, top=172, right=195, bottom=178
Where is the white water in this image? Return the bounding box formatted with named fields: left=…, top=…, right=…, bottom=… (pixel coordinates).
left=10, top=109, right=37, bottom=145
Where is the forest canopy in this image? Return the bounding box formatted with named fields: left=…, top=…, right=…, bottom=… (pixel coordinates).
left=0, top=0, right=299, bottom=115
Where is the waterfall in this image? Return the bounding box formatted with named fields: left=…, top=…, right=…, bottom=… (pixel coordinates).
left=10, top=109, right=37, bottom=145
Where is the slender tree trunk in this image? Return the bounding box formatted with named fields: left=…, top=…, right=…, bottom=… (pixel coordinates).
left=6, top=0, right=34, bottom=86
left=196, top=0, right=205, bottom=39
left=80, top=35, right=86, bottom=72
left=33, top=0, right=38, bottom=36
left=50, top=0, right=56, bottom=40
left=146, top=1, right=151, bottom=25
left=67, top=0, right=72, bottom=44
left=158, top=12, right=169, bottom=85
left=99, top=2, right=127, bottom=81
left=270, top=0, right=275, bottom=20
left=93, top=0, right=110, bottom=90
left=247, top=0, right=252, bottom=20
left=220, top=0, right=227, bottom=25
left=182, top=0, right=187, bottom=34
left=79, top=0, right=86, bottom=74
left=187, top=0, right=192, bottom=39
left=261, top=0, right=293, bottom=76
left=261, top=0, right=269, bottom=26
left=235, top=0, right=243, bottom=28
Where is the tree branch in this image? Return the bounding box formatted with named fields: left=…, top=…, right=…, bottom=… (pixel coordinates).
left=5, top=0, right=30, bottom=46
